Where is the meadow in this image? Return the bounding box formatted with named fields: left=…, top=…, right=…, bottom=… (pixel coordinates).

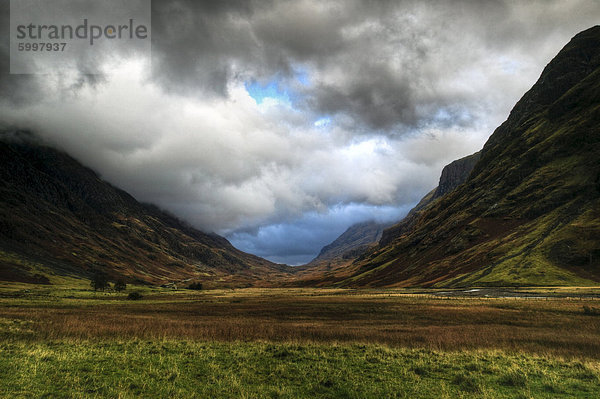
left=1, top=286, right=600, bottom=398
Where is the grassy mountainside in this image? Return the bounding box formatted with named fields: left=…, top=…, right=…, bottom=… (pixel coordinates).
left=293, top=150, right=482, bottom=286
left=336, top=26, right=600, bottom=287
left=0, top=132, right=291, bottom=287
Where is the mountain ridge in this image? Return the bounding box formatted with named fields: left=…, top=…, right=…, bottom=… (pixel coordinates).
left=306, top=26, right=600, bottom=288
left=0, top=131, right=292, bottom=287
left=308, top=150, right=481, bottom=268
left=380, top=150, right=481, bottom=246
left=308, top=220, right=389, bottom=265
left=293, top=150, right=482, bottom=285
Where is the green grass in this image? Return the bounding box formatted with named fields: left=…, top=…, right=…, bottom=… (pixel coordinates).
left=2, top=287, right=600, bottom=397
left=1, top=340, right=599, bottom=398
left=0, top=249, right=89, bottom=288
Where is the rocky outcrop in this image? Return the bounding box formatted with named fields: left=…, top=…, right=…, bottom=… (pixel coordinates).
left=325, top=26, right=600, bottom=287
left=379, top=151, right=480, bottom=246
left=312, top=150, right=481, bottom=263
left=431, top=151, right=481, bottom=200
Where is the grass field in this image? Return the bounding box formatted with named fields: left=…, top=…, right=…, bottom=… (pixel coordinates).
left=1, top=286, right=600, bottom=397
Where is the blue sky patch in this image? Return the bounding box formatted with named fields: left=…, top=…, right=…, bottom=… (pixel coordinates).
left=245, top=78, right=291, bottom=105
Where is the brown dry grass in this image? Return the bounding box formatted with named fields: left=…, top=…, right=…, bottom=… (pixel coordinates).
left=2, top=288, right=600, bottom=359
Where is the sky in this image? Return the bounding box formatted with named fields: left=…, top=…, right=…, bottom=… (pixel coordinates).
left=1, top=0, right=599, bottom=264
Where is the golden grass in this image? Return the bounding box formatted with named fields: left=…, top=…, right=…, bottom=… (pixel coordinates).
left=2, top=288, right=600, bottom=359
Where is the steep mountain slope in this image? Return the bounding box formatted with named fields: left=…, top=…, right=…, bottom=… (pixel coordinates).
left=431, top=151, right=482, bottom=201
left=292, top=151, right=482, bottom=285
left=380, top=151, right=481, bottom=246
left=306, top=150, right=480, bottom=270
left=335, top=26, right=600, bottom=287
left=0, top=131, right=292, bottom=286
left=308, top=221, right=388, bottom=265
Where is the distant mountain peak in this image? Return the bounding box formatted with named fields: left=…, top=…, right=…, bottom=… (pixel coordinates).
left=308, top=150, right=481, bottom=268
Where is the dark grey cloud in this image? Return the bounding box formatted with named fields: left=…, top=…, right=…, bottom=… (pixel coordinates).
left=1, top=0, right=600, bottom=264
left=307, top=66, right=416, bottom=131
left=144, top=0, right=600, bottom=134
left=150, top=0, right=264, bottom=97
left=0, top=1, right=125, bottom=104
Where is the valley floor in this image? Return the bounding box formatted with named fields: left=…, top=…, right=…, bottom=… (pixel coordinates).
left=1, top=286, right=600, bottom=398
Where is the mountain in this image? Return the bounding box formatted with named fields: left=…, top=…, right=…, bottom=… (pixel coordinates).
left=307, top=150, right=481, bottom=269
left=309, top=221, right=389, bottom=265
left=293, top=150, right=482, bottom=285
left=320, top=26, right=600, bottom=288
left=431, top=151, right=482, bottom=201
left=0, top=131, right=292, bottom=287
left=380, top=151, right=481, bottom=246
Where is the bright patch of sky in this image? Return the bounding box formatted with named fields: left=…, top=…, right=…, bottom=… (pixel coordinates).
left=245, top=66, right=311, bottom=107
left=499, top=57, right=521, bottom=75
left=314, top=116, right=331, bottom=127
left=294, top=67, right=311, bottom=86
left=245, top=79, right=291, bottom=105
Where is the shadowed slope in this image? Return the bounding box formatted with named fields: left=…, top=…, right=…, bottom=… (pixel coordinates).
left=0, top=131, right=292, bottom=286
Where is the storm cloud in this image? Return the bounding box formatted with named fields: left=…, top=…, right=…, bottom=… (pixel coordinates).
left=1, top=0, right=599, bottom=264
